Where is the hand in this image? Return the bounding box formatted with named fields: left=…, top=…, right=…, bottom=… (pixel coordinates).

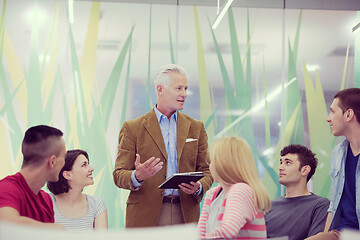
left=134, top=154, right=163, bottom=182
left=179, top=181, right=200, bottom=195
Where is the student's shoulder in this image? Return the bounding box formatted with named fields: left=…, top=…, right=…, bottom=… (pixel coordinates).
left=208, top=185, right=222, bottom=195
left=332, top=138, right=348, bottom=152
left=85, top=194, right=99, bottom=203
left=85, top=194, right=106, bottom=207
left=39, top=190, right=52, bottom=202
left=271, top=196, right=286, bottom=204
left=229, top=182, right=253, bottom=195
left=204, top=186, right=222, bottom=203
left=0, top=174, right=29, bottom=202
left=0, top=173, right=23, bottom=191
left=310, top=193, right=330, bottom=205
left=231, top=182, right=251, bottom=189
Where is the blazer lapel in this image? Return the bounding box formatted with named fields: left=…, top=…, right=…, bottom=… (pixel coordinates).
left=177, top=112, right=191, bottom=162
left=144, top=110, right=168, bottom=160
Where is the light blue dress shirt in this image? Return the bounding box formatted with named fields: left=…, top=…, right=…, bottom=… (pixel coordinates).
left=131, top=107, right=202, bottom=196
left=154, top=107, right=179, bottom=196
left=130, top=107, right=178, bottom=196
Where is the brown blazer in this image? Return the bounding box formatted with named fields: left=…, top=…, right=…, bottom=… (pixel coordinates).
left=113, top=109, right=213, bottom=227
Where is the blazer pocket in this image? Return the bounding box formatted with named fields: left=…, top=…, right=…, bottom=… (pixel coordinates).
left=186, top=138, right=198, bottom=143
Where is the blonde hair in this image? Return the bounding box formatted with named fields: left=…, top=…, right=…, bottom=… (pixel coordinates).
left=211, top=136, right=271, bottom=212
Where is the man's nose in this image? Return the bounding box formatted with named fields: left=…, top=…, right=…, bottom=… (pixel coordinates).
left=326, top=113, right=331, bottom=122
left=182, top=89, right=187, bottom=97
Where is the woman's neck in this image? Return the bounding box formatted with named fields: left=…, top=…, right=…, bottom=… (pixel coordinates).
left=56, top=188, right=84, bottom=205
left=54, top=189, right=88, bottom=219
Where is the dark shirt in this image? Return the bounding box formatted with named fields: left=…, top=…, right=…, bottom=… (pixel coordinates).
left=335, top=146, right=359, bottom=230
left=265, top=193, right=329, bottom=240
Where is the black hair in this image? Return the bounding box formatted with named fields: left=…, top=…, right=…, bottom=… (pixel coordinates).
left=47, top=149, right=89, bottom=195
left=21, top=125, right=63, bottom=167
left=280, top=144, right=318, bottom=182
left=334, top=88, right=360, bottom=124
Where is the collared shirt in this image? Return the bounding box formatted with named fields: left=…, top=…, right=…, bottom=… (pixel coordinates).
left=335, top=145, right=359, bottom=230
left=329, top=138, right=360, bottom=229
left=130, top=107, right=178, bottom=196
left=154, top=106, right=179, bottom=196
left=131, top=107, right=202, bottom=196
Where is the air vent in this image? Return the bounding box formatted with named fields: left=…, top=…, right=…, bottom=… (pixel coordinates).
left=328, top=46, right=354, bottom=57
left=97, top=40, right=121, bottom=50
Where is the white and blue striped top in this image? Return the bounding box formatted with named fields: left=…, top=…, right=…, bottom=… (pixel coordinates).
left=50, top=193, right=106, bottom=231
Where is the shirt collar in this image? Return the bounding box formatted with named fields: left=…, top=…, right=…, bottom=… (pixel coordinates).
left=154, top=105, right=177, bottom=123
left=339, top=137, right=349, bottom=148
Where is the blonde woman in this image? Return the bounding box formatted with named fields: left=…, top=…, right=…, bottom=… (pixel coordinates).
left=197, top=136, right=271, bottom=239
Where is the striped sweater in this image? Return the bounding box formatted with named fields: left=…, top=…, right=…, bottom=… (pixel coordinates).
left=197, top=183, right=266, bottom=239
left=50, top=193, right=106, bottom=231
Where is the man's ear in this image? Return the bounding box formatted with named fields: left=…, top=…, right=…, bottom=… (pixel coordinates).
left=47, top=155, right=56, bottom=168
left=156, top=84, right=163, bottom=94
left=345, top=109, right=354, bottom=121
left=301, top=165, right=311, bottom=177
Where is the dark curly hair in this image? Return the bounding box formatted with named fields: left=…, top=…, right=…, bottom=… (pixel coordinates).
left=47, top=149, right=89, bottom=195
left=280, top=144, right=318, bottom=182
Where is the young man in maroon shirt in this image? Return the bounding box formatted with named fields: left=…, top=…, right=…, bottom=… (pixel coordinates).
left=0, top=125, right=66, bottom=228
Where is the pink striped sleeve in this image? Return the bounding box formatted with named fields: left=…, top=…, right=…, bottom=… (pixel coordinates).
left=207, top=183, right=258, bottom=239
left=197, top=187, right=222, bottom=238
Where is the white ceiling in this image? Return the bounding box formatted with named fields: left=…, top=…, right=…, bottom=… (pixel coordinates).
left=74, top=0, right=360, bottom=11
left=2, top=0, right=359, bottom=127
left=4, top=0, right=359, bottom=97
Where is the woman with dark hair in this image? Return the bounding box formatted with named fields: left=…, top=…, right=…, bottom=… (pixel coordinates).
left=47, top=149, right=108, bottom=231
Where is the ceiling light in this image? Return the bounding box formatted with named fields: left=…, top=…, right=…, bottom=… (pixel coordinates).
left=305, top=64, right=319, bottom=72
left=353, top=22, right=360, bottom=33
left=212, top=0, right=234, bottom=29
left=25, top=5, right=48, bottom=28
left=68, top=0, right=74, bottom=24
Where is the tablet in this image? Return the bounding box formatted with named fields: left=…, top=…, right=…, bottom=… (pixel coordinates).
left=158, top=172, right=205, bottom=189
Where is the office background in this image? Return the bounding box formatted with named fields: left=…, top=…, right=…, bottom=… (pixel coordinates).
left=0, top=0, right=359, bottom=228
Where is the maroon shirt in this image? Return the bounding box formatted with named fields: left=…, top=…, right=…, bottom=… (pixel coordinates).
left=0, top=172, right=54, bottom=223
